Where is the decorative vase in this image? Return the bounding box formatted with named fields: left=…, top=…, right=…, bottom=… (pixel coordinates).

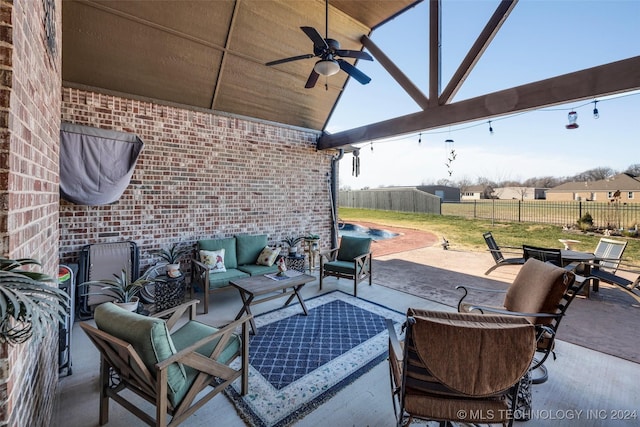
left=115, top=296, right=140, bottom=312
left=166, top=263, right=181, bottom=278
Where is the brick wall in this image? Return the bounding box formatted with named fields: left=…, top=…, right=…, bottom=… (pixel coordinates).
left=0, top=0, right=62, bottom=425
left=60, top=87, right=334, bottom=273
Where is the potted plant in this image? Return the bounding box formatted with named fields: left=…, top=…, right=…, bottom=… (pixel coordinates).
left=80, top=269, right=153, bottom=311
left=281, top=236, right=304, bottom=256
left=151, top=243, right=191, bottom=278
left=0, top=257, right=69, bottom=345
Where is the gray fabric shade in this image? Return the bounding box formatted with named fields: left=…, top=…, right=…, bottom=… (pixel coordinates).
left=60, top=122, right=144, bottom=205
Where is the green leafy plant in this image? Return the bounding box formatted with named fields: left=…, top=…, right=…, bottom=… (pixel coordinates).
left=577, top=212, right=594, bottom=231
left=80, top=269, right=153, bottom=303
left=0, top=257, right=70, bottom=346
left=305, top=234, right=320, bottom=240
left=281, top=236, right=304, bottom=251
left=151, top=243, right=191, bottom=264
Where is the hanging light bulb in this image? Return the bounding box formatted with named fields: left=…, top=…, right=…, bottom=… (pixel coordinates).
left=370, top=141, right=374, bottom=152
left=566, top=111, right=579, bottom=129
left=593, top=100, right=599, bottom=119
left=488, top=120, right=494, bottom=135
left=418, top=132, right=422, bottom=144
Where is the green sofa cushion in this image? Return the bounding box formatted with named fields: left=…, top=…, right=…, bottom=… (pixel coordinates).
left=199, top=237, right=238, bottom=269
left=170, top=320, right=241, bottom=405
left=93, top=303, right=187, bottom=407
left=238, top=263, right=279, bottom=276
left=235, top=234, right=268, bottom=266
left=337, top=236, right=372, bottom=261
left=207, top=268, right=249, bottom=289
left=324, top=260, right=367, bottom=275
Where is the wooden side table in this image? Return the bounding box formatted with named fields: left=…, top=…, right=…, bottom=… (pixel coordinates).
left=304, top=238, right=320, bottom=272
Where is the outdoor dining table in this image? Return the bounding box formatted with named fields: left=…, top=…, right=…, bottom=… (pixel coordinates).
left=561, top=250, right=598, bottom=296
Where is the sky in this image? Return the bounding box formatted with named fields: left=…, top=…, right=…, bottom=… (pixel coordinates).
left=325, top=0, right=640, bottom=190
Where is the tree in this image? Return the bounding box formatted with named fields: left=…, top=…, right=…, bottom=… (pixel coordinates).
left=572, top=167, right=616, bottom=182
left=624, top=164, right=640, bottom=177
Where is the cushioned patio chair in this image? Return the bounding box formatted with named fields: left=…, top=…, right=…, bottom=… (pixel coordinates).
left=457, top=258, right=588, bottom=384
left=483, top=231, right=525, bottom=275
left=80, top=302, right=251, bottom=427
left=319, top=235, right=372, bottom=297
left=387, top=308, right=536, bottom=427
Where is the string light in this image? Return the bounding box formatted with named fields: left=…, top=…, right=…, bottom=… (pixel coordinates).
left=370, top=141, right=374, bottom=152
left=418, top=132, right=422, bottom=144
left=488, top=120, right=494, bottom=135
left=593, top=100, right=599, bottom=119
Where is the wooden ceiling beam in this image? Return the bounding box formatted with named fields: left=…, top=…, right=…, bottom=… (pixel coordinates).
left=317, top=56, right=640, bottom=150
left=428, top=0, right=440, bottom=103
left=439, top=0, right=517, bottom=105
left=210, top=0, right=242, bottom=109
left=360, top=35, right=429, bottom=110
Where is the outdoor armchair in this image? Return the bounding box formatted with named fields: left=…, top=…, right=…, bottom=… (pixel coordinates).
left=522, top=244, right=563, bottom=266
left=319, top=235, right=372, bottom=297
left=483, top=231, right=525, bottom=275
left=457, top=258, right=588, bottom=384
left=387, top=308, right=536, bottom=427
left=80, top=302, right=251, bottom=427
left=586, top=237, right=628, bottom=293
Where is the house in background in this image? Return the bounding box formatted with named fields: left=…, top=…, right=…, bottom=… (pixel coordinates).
left=493, top=187, right=547, bottom=200
left=416, top=185, right=460, bottom=202
left=461, top=185, right=494, bottom=200
left=546, top=173, right=640, bottom=202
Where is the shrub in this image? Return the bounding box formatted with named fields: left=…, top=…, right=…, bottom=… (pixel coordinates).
left=577, top=212, right=594, bottom=231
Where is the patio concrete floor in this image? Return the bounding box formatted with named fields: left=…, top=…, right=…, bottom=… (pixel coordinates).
left=52, top=243, right=640, bottom=426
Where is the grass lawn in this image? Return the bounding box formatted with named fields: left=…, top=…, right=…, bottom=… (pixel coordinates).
left=338, top=207, right=640, bottom=263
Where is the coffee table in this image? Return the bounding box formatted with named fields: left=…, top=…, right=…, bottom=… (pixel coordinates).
left=230, top=272, right=316, bottom=334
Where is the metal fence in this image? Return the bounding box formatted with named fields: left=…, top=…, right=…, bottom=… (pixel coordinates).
left=339, top=189, right=441, bottom=214
left=442, top=200, right=640, bottom=230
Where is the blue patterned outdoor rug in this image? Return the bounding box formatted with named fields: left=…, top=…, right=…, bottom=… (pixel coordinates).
left=224, top=290, right=405, bottom=427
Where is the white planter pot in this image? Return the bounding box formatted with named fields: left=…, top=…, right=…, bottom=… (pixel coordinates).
left=166, top=263, right=181, bottom=278
left=115, top=296, right=139, bottom=312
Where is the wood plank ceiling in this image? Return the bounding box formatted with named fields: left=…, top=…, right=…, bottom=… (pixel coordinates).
left=62, top=1, right=640, bottom=151
left=62, top=0, right=419, bottom=131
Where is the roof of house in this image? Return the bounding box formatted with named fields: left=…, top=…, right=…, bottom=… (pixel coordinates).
left=548, top=173, right=640, bottom=192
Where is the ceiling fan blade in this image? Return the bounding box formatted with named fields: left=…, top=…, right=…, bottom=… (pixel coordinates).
left=301, top=26, right=328, bottom=50
left=266, top=54, right=314, bottom=66
left=338, top=59, right=371, bottom=85
left=335, top=50, right=373, bottom=61
left=304, top=70, right=320, bottom=89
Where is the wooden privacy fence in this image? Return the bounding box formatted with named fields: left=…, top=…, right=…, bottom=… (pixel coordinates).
left=339, top=189, right=442, bottom=214
left=442, top=200, right=640, bottom=229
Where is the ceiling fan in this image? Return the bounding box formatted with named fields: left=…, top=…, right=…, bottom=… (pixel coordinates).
left=265, top=0, right=373, bottom=89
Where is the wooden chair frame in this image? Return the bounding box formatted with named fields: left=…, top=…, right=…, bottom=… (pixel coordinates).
left=319, top=247, right=372, bottom=297
left=80, top=315, right=251, bottom=427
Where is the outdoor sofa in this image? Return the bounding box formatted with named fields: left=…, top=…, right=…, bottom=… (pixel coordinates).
left=192, top=234, right=280, bottom=313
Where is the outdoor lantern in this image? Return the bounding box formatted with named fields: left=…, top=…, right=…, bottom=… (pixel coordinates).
left=566, top=111, right=579, bottom=129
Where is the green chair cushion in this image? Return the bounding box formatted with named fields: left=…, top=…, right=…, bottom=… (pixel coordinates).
left=93, top=303, right=187, bottom=407
left=337, top=236, right=372, bottom=261
left=235, top=234, right=268, bottom=266
left=199, top=238, right=238, bottom=269
left=170, top=321, right=241, bottom=405
left=207, top=269, right=249, bottom=289
left=238, top=263, right=279, bottom=276
left=324, top=260, right=359, bottom=275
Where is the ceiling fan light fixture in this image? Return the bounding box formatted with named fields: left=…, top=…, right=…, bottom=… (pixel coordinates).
left=314, top=59, right=340, bottom=76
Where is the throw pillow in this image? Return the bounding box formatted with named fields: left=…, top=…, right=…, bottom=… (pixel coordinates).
left=256, top=246, right=280, bottom=266
left=200, top=249, right=227, bottom=273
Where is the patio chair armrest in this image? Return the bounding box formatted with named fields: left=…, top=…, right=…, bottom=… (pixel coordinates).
left=468, top=305, right=561, bottom=321
left=320, top=248, right=339, bottom=261
left=157, top=314, right=253, bottom=371
left=455, top=284, right=506, bottom=312
left=353, top=252, right=372, bottom=262
left=386, top=319, right=403, bottom=362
